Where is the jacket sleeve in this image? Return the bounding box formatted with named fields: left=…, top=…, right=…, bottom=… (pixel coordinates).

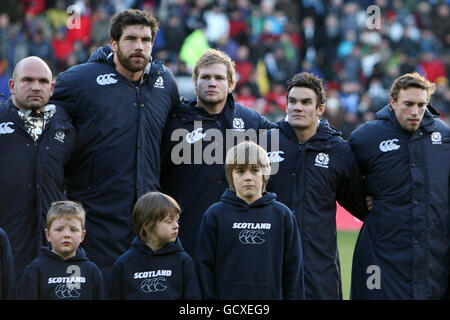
left=50, top=69, right=82, bottom=122
left=282, top=211, right=305, bottom=300
left=182, top=254, right=202, bottom=300
left=257, top=111, right=277, bottom=131
left=259, top=127, right=281, bottom=181
left=91, top=264, right=106, bottom=300
left=336, top=143, right=369, bottom=221
left=55, top=107, right=77, bottom=176
left=160, top=115, right=177, bottom=178
left=165, top=65, right=181, bottom=112
left=16, top=263, right=39, bottom=299
left=349, top=128, right=369, bottom=175
left=195, top=209, right=218, bottom=300
left=0, top=229, right=15, bottom=299
left=108, top=260, right=124, bottom=300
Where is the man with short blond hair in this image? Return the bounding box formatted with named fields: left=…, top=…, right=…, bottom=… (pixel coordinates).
left=161, top=49, right=275, bottom=257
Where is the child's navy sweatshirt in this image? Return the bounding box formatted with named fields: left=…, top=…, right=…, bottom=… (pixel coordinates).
left=109, top=237, right=201, bottom=299
left=195, top=189, right=304, bottom=299
left=17, top=247, right=105, bottom=299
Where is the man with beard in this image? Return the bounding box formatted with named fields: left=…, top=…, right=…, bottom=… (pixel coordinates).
left=50, top=9, right=180, bottom=280
left=0, top=56, right=75, bottom=285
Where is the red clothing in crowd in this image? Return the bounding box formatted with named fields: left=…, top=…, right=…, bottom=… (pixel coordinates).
left=66, top=15, right=92, bottom=46
left=420, top=59, right=447, bottom=83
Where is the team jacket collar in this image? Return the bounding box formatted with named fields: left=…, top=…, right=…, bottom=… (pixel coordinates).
left=376, top=104, right=438, bottom=133
left=220, top=188, right=277, bottom=209
left=131, top=236, right=184, bottom=256
left=40, top=247, right=89, bottom=262
left=176, top=94, right=237, bottom=124
left=193, top=93, right=236, bottom=115
left=278, top=118, right=341, bottom=147
left=87, top=45, right=163, bottom=85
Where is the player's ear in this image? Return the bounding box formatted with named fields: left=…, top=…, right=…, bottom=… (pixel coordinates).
left=110, top=39, right=118, bottom=52
left=317, top=103, right=325, bottom=116
left=80, top=229, right=86, bottom=243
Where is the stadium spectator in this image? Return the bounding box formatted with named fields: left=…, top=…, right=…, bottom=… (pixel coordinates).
left=51, top=27, right=73, bottom=72
left=203, top=4, right=229, bottom=47
left=2, top=0, right=448, bottom=129
left=90, top=7, right=111, bottom=47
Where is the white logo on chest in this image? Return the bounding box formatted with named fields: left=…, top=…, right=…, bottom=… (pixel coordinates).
left=315, top=152, right=329, bottom=168
left=96, top=73, right=117, bottom=85
left=379, top=139, right=400, bottom=152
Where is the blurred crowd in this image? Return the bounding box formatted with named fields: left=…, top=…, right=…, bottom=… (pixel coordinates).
left=0, top=0, right=449, bottom=138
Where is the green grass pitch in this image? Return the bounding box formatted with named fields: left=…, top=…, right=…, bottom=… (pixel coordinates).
left=337, top=230, right=359, bottom=300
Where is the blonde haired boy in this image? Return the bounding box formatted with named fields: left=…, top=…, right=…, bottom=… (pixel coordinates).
left=196, top=141, right=304, bottom=300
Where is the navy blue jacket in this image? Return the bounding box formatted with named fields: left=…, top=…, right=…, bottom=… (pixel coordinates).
left=349, top=105, right=449, bottom=299
left=108, top=236, right=201, bottom=300
left=50, top=46, right=180, bottom=276
left=0, top=228, right=15, bottom=299
left=17, top=247, right=105, bottom=299
left=264, top=119, right=368, bottom=299
left=0, top=99, right=75, bottom=282
left=195, top=189, right=304, bottom=300
left=160, top=96, right=275, bottom=257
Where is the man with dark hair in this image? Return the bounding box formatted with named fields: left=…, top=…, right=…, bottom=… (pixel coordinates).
left=263, top=72, right=368, bottom=299
left=0, top=56, right=75, bottom=284
left=50, top=9, right=180, bottom=278
left=350, top=72, right=449, bottom=299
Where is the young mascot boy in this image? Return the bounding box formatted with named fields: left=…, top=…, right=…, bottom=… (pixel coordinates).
left=108, top=192, right=201, bottom=299
left=195, top=141, right=304, bottom=299
left=17, top=201, right=105, bottom=299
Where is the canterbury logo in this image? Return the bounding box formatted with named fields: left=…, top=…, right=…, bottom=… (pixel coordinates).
left=0, top=122, right=14, bottom=134
left=140, top=277, right=167, bottom=293
left=267, top=151, right=285, bottom=163
left=55, top=284, right=80, bottom=299
left=239, top=230, right=265, bottom=245
left=96, top=73, right=117, bottom=85
left=379, top=139, right=400, bottom=152
left=186, top=127, right=206, bottom=144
